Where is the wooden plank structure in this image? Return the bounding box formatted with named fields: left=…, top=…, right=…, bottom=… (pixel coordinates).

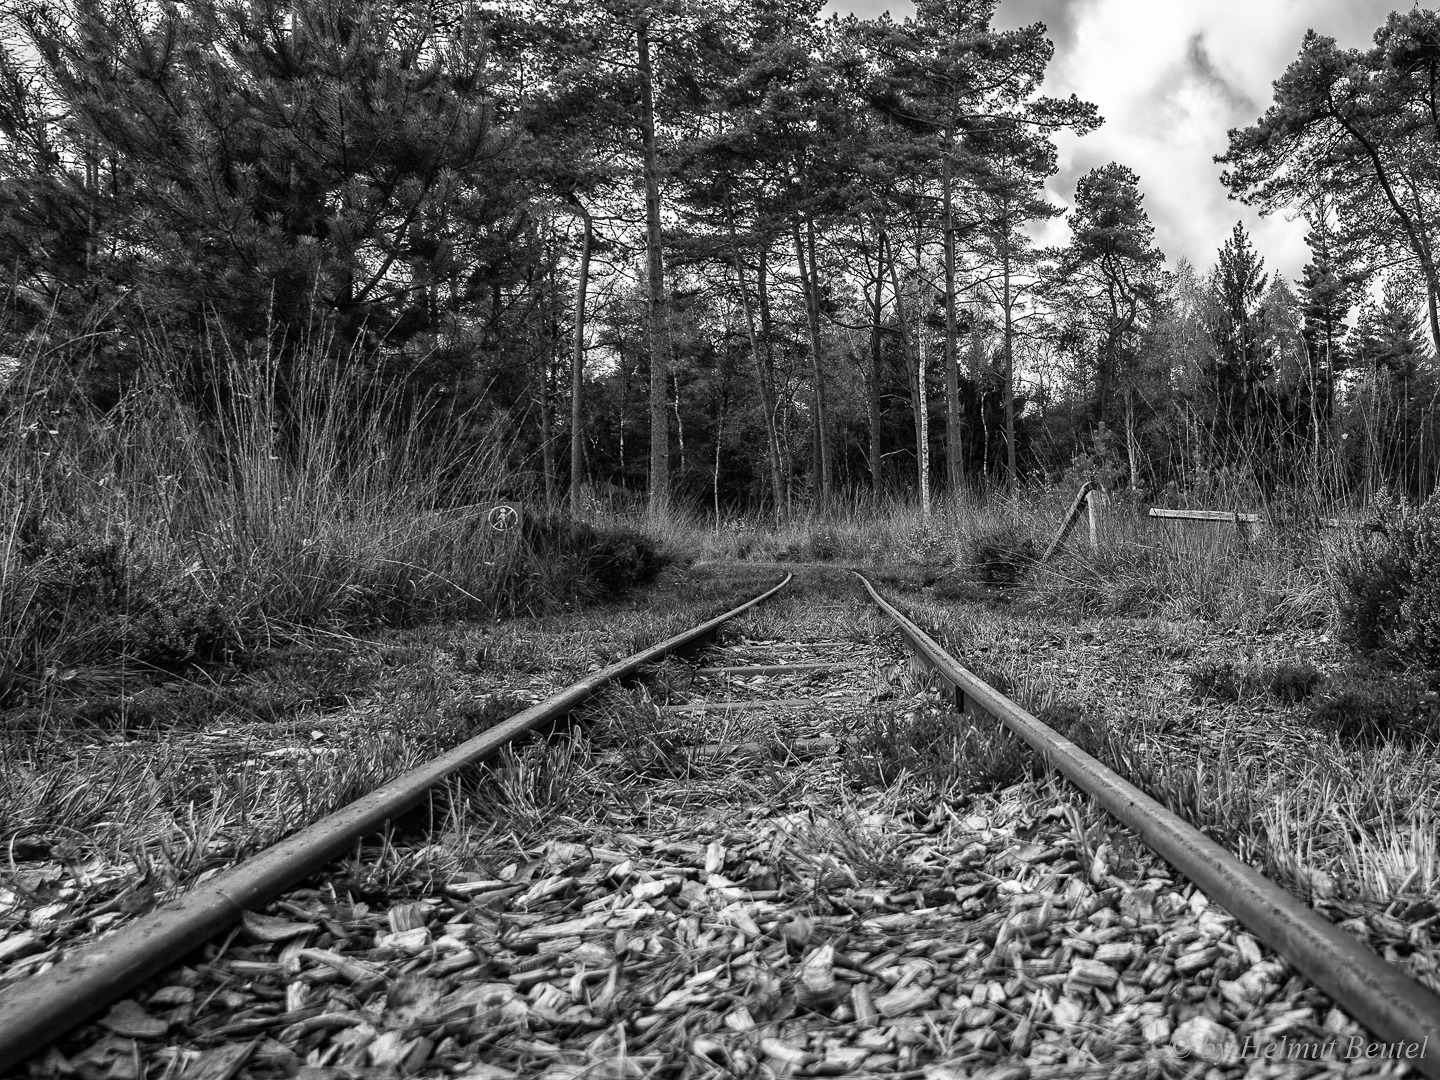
left=1147, top=507, right=1261, bottom=524
left=1319, top=517, right=1387, bottom=533
left=1149, top=508, right=1384, bottom=535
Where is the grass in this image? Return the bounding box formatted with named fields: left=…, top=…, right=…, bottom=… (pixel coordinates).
left=0, top=319, right=711, bottom=981
left=651, top=483, right=1338, bottom=633
left=841, top=707, right=1036, bottom=797
left=0, top=561, right=785, bottom=989
left=884, top=577, right=1440, bottom=948
left=0, top=325, right=666, bottom=701
left=648, top=493, right=1438, bottom=930
left=6, top=338, right=1436, bottom=1008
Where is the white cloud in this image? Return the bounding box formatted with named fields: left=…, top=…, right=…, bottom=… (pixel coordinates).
left=822, top=0, right=1419, bottom=282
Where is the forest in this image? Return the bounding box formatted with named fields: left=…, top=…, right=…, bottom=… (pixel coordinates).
left=1, top=0, right=1437, bottom=527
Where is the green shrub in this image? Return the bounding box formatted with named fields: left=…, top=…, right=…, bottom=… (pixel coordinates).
left=843, top=708, right=1033, bottom=793
left=1334, top=496, right=1440, bottom=666
left=1038, top=700, right=1112, bottom=758
left=7, top=524, right=236, bottom=673
left=1267, top=661, right=1324, bottom=704
left=1188, top=660, right=1245, bottom=702
left=1307, top=674, right=1439, bottom=746
left=807, top=531, right=840, bottom=561
left=519, top=516, right=666, bottom=602
left=0, top=334, right=671, bottom=691
left=967, top=524, right=1036, bottom=585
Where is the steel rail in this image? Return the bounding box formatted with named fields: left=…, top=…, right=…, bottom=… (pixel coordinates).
left=858, top=573, right=1440, bottom=1076
left=0, top=574, right=792, bottom=1070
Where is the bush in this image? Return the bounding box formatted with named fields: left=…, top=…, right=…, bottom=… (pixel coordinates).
left=519, top=516, right=666, bottom=602
left=1267, top=661, right=1324, bottom=704
left=0, top=335, right=672, bottom=692
left=807, top=531, right=840, bottom=561
left=1307, top=674, right=1439, bottom=746
left=1335, top=496, right=1440, bottom=666
left=967, top=525, right=1037, bottom=585
left=5, top=524, right=237, bottom=675
left=1187, top=659, right=1324, bottom=705
left=1188, top=660, right=1245, bottom=702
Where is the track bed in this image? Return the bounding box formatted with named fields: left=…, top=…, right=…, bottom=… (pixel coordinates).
left=5, top=570, right=1434, bottom=1079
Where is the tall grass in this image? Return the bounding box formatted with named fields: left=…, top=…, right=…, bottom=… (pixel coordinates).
left=649, top=483, right=1337, bottom=630
left=0, top=324, right=657, bottom=694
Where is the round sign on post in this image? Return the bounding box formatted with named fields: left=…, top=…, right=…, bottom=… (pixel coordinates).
left=487, top=504, right=520, bottom=532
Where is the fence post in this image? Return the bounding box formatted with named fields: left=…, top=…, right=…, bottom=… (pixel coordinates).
left=1086, top=488, right=1107, bottom=550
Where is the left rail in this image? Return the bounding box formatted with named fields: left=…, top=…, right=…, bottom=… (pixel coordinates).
left=0, top=574, right=792, bottom=1070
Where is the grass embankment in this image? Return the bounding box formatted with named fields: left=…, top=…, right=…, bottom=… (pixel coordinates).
left=0, top=339, right=665, bottom=697
left=657, top=484, right=1335, bottom=628
left=0, top=335, right=680, bottom=971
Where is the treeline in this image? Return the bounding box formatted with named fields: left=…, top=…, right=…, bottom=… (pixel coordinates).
left=1, top=0, right=1437, bottom=518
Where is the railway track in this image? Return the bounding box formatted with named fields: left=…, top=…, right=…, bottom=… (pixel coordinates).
left=2, top=569, right=1438, bottom=1079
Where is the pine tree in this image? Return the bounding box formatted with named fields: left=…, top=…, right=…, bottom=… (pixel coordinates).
left=1297, top=220, right=1365, bottom=392
left=852, top=0, right=1097, bottom=494
left=1051, top=162, right=1164, bottom=435
left=1351, top=275, right=1429, bottom=379
left=1294, top=213, right=1366, bottom=467
left=0, top=0, right=515, bottom=399
left=1205, top=222, right=1270, bottom=444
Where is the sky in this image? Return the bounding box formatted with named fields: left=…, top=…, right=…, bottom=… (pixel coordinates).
left=821, top=0, right=1421, bottom=284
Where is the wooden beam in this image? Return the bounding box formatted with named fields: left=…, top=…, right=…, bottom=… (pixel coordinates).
left=657, top=696, right=870, bottom=714
left=695, top=662, right=847, bottom=676
left=1319, top=518, right=1386, bottom=533
left=1148, top=508, right=1261, bottom=524
left=1041, top=480, right=1097, bottom=562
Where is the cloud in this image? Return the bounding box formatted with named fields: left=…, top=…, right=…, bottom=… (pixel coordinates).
left=990, top=0, right=1095, bottom=53
left=821, top=0, right=1419, bottom=282
left=1182, top=32, right=1256, bottom=113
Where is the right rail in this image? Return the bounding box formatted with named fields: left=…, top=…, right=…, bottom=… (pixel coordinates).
left=859, top=572, right=1440, bottom=1077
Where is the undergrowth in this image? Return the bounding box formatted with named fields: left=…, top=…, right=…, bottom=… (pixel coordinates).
left=0, top=329, right=664, bottom=697
left=1335, top=495, right=1440, bottom=667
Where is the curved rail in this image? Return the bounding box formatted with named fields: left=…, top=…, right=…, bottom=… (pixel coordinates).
left=0, top=575, right=792, bottom=1070
left=859, top=573, right=1440, bottom=1077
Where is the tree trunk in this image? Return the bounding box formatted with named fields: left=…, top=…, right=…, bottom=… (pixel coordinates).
left=539, top=375, right=555, bottom=506
left=941, top=139, right=964, bottom=498
left=756, top=242, right=789, bottom=519
left=889, top=233, right=930, bottom=519
left=567, top=198, right=592, bottom=517
left=917, top=287, right=932, bottom=517
left=725, top=209, right=787, bottom=523
left=1000, top=200, right=1017, bottom=488
left=867, top=220, right=885, bottom=492
left=673, top=373, right=685, bottom=479
left=713, top=381, right=727, bottom=529
left=1124, top=385, right=1140, bottom=491
left=539, top=271, right=556, bottom=506
left=637, top=17, right=669, bottom=519
left=793, top=215, right=832, bottom=509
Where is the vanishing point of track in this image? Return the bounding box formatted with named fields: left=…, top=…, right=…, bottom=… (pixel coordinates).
left=2, top=571, right=1438, bottom=1078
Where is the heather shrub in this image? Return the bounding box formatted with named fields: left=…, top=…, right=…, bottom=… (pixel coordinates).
left=967, top=523, right=1037, bottom=585
left=1335, top=496, right=1440, bottom=666
left=1267, top=661, right=1324, bottom=704
left=1306, top=673, right=1440, bottom=746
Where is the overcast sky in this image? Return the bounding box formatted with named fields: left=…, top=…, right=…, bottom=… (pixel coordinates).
left=822, top=0, right=1420, bottom=284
